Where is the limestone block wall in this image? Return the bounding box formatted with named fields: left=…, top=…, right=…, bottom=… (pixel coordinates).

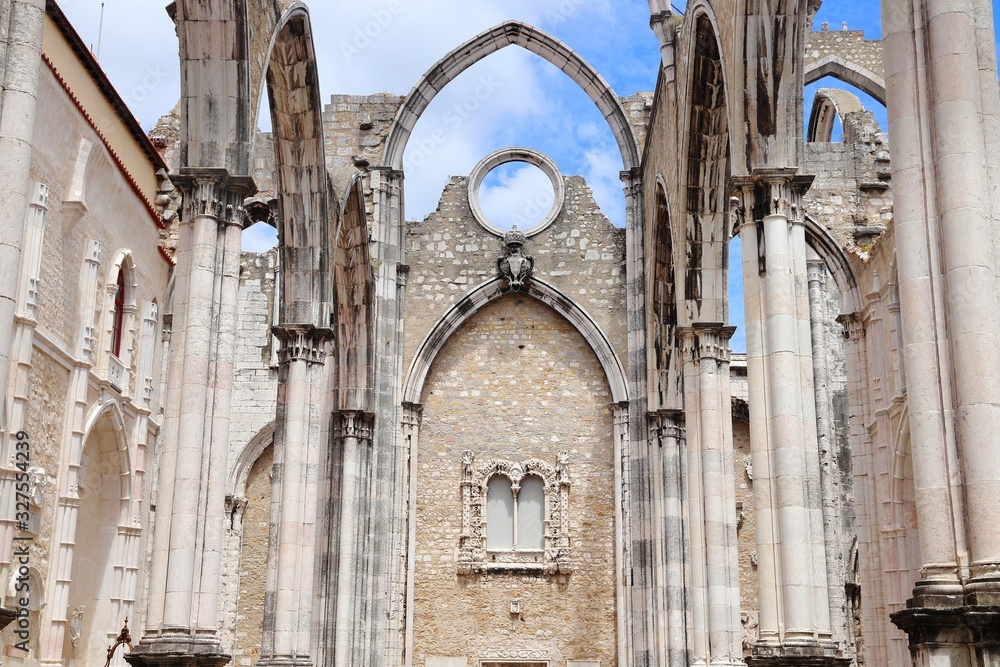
left=805, top=28, right=885, bottom=80
left=402, top=175, right=627, bottom=376
left=414, top=296, right=617, bottom=667
left=322, top=93, right=404, bottom=196
left=233, top=445, right=274, bottom=667
left=803, top=110, right=893, bottom=252
left=229, top=250, right=279, bottom=463
left=219, top=249, right=280, bottom=662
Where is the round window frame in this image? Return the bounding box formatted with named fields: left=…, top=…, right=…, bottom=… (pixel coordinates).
left=467, top=147, right=565, bottom=238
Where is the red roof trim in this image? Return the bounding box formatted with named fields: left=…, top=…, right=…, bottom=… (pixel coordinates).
left=42, top=55, right=174, bottom=266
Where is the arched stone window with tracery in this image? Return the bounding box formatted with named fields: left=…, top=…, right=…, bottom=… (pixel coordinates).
left=458, top=451, right=571, bottom=574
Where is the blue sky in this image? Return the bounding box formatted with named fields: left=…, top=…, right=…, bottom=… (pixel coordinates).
left=57, top=1, right=999, bottom=352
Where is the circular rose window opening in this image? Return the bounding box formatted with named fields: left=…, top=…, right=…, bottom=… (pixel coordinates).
left=468, top=148, right=565, bottom=237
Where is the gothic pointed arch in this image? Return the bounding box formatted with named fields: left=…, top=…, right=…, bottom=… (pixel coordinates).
left=334, top=174, right=374, bottom=411
left=680, top=10, right=731, bottom=324
left=804, top=55, right=886, bottom=106
left=649, top=177, right=680, bottom=410
left=802, top=214, right=862, bottom=315
left=402, top=277, right=627, bottom=405
left=263, top=3, right=331, bottom=325
left=807, top=88, right=866, bottom=143
left=381, top=20, right=640, bottom=172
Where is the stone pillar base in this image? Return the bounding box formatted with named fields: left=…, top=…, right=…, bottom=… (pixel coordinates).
left=256, top=658, right=315, bottom=667
left=893, top=604, right=1000, bottom=667
left=126, top=640, right=231, bottom=667
left=747, top=642, right=849, bottom=667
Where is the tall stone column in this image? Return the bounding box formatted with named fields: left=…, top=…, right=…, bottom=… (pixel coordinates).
left=258, top=325, right=332, bottom=666
left=128, top=169, right=253, bottom=667
left=622, top=167, right=646, bottom=667
left=678, top=324, right=742, bottom=667
left=883, top=0, right=1000, bottom=660
left=633, top=410, right=688, bottom=667
left=806, top=255, right=850, bottom=652
left=0, top=0, right=44, bottom=435
left=330, top=410, right=375, bottom=667
left=733, top=171, right=844, bottom=666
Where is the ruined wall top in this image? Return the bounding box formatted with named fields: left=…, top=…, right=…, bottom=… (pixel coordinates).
left=805, top=27, right=884, bottom=80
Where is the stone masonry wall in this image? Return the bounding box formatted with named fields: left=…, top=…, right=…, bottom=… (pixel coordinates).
left=803, top=110, right=892, bottom=252
left=414, top=295, right=617, bottom=667
left=229, top=250, right=279, bottom=467
left=403, top=175, right=627, bottom=376
left=323, top=93, right=404, bottom=198
left=233, top=445, right=274, bottom=667
left=805, top=28, right=884, bottom=80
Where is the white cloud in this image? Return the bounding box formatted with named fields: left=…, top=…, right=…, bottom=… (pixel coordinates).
left=243, top=221, right=278, bottom=252
left=478, top=163, right=556, bottom=231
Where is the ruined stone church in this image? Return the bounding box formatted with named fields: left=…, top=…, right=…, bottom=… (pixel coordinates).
left=0, top=0, right=998, bottom=666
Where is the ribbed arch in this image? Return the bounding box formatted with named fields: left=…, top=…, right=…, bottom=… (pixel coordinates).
left=805, top=55, right=886, bottom=106
left=402, top=277, right=628, bottom=405
left=381, top=20, right=640, bottom=172
left=334, top=175, right=374, bottom=411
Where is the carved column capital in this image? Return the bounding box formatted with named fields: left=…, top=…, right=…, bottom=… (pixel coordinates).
left=836, top=312, right=866, bottom=341
left=333, top=411, right=374, bottom=443
left=647, top=409, right=684, bottom=441
left=401, top=401, right=423, bottom=428
left=807, top=256, right=827, bottom=285
left=173, top=168, right=257, bottom=228
left=730, top=168, right=814, bottom=223
left=678, top=323, right=737, bottom=363
left=273, top=324, right=333, bottom=364
left=649, top=10, right=680, bottom=82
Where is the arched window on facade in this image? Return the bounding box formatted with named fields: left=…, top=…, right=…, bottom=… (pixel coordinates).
left=460, top=454, right=571, bottom=574
left=486, top=473, right=545, bottom=552
left=112, top=270, right=126, bottom=357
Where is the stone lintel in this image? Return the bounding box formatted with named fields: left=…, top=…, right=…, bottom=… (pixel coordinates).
left=747, top=654, right=850, bottom=667
left=255, top=658, right=316, bottom=667
left=748, top=638, right=847, bottom=667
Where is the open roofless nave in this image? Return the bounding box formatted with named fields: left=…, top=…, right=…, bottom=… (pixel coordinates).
left=0, top=0, right=998, bottom=666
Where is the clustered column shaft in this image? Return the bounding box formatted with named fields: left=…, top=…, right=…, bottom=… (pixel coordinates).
left=735, top=171, right=841, bottom=665
left=129, top=170, right=253, bottom=667
left=259, top=325, right=332, bottom=666
left=679, top=324, right=742, bottom=667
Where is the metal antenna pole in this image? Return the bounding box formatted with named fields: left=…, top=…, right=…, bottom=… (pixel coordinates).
left=95, top=2, right=106, bottom=62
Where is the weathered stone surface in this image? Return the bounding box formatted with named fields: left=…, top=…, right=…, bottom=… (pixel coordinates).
left=414, top=295, right=617, bottom=667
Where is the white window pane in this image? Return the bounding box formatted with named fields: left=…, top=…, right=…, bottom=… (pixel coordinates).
left=487, top=476, right=514, bottom=550
left=517, top=475, right=545, bottom=550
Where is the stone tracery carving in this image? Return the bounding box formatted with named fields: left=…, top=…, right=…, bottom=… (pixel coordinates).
left=458, top=452, right=572, bottom=575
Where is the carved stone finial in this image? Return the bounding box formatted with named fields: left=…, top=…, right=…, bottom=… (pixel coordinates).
left=498, top=227, right=534, bottom=291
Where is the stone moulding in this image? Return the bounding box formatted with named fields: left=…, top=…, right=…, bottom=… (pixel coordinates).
left=458, top=451, right=572, bottom=575
left=468, top=147, right=565, bottom=237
